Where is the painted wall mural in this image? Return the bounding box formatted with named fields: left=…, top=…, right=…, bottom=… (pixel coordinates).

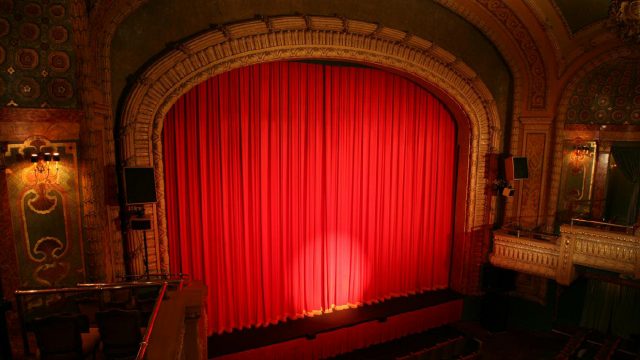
left=4, top=137, right=84, bottom=288
left=0, top=0, right=78, bottom=108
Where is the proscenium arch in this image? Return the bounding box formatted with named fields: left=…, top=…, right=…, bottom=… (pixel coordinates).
left=118, top=16, right=502, bottom=291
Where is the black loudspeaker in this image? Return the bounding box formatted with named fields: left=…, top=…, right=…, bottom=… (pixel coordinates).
left=123, top=167, right=157, bottom=205
left=505, top=156, right=528, bottom=181
left=130, top=218, right=152, bottom=230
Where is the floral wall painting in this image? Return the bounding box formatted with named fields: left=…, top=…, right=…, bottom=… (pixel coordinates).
left=4, top=137, right=84, bottom=288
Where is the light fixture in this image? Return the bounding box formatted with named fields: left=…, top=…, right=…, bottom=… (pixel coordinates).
left=492, top=179, right=514, bottom=197
left=610, top=0, right=640, bottom=43
left=502, top=187, right=515, bottom=197
left=572, top=144, right=594, bottom=161
left=30, top=151, right=60, bottom=185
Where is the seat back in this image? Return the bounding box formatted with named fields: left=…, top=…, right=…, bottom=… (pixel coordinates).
left=33, top=314, right=84, bottom=359
left=96, top=309, right=142, bottom=359
left=75, top=298, right=100, bottom=325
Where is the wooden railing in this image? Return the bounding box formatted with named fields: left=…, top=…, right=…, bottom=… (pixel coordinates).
left=490, top=222, right=640, bottom=285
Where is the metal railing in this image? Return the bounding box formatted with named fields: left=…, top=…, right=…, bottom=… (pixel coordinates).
left=118, top=273, right=190, bottom=282
left=135, top=281, right=169, bottom=360
left=496, top=227, right=558, bottom=242
left=14, top=279, right=186, bottom=356
left=570, top=218, right=636, bottom=234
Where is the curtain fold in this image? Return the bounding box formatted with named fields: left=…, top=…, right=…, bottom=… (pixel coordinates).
left=581, top=279, right=640, bottom=338
left=163, top=61, right=457, bottom=334
left=611, top=146, right=640, bottom=224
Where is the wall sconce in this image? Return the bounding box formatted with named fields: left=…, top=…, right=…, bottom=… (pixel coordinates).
left=572, top=144, right=594, bottom=161
left=30, top=151, right=60, bottom=185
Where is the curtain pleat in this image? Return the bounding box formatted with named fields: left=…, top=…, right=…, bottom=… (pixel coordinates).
left=611, top=146, right=640, bottom=224
left=163, top=61, right=457, bottom=334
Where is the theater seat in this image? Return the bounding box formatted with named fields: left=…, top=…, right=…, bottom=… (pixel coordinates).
left=33, top=313, right=99, bottom=360
left=96, top=308, right=143, bottom=359
left=75, top=297, right=101, bottom=325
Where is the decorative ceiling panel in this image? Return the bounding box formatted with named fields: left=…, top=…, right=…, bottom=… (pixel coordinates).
left=566, top=58, right=640, bottom=125
left=0, top=0, right=78, bottom=108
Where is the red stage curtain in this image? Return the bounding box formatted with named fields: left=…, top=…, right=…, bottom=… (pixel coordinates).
left=163, top=61, right=456, bottom=335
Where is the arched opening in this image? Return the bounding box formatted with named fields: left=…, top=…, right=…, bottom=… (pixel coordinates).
left=547, top=50, right=640, bottom=230
left=117, top=15, right=500, bottom=302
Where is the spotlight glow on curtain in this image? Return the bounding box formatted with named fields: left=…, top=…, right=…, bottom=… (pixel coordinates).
left=163, top=61, right=456, bottom=334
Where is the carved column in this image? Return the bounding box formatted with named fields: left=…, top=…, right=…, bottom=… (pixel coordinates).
left=555, top=231, right=576, bottom=285
left=508, top=117, right=554, bottom=231
left=71, top=0, right=143, bottom=281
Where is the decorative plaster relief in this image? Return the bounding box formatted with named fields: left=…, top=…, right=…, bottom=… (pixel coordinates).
left=476, top=0, right=547, bottom=109
left=566, top=58, right=640, bottom=125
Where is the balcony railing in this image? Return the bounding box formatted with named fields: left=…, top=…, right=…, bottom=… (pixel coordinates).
left=490, top=230, right=560, bottom=280
left=490, top=221, right=640, bottom=285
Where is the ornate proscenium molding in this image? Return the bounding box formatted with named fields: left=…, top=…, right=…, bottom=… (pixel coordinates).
left=490, top=225, right=640, bottom=285
left=118, top=15, right=502, bottom=280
